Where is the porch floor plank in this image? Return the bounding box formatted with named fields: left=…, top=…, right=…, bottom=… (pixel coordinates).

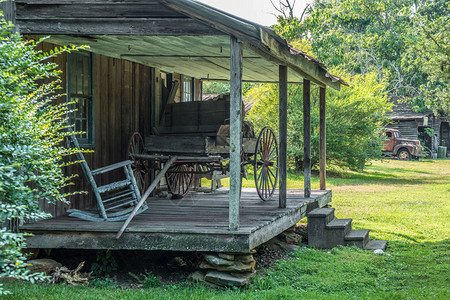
left=21, top=189, right=331, bottom=252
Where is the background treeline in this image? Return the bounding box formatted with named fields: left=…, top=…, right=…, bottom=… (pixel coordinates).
left=204, top=0, right=449, bottom=171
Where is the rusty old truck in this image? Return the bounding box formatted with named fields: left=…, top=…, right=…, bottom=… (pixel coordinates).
left=383, top=129, right=425, bottom=160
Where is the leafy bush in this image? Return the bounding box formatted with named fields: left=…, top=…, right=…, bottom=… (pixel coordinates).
left=91, top=250, right=118, bottom=276
left=247, top=71, right=391, bottom=171
left=140, top=271, right=161, bottom=288
left=0, top=12, right=81, bottom=294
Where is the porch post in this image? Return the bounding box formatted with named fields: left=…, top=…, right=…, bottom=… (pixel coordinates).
left=279, top=65, right=288, bottom=208
left=229, top=36, right=243, bottom=231
left=319, top=87, right=327, bottom=190
left=303, top=79, right=311, bottom=198
left=1, top=0, right=17, bottom=35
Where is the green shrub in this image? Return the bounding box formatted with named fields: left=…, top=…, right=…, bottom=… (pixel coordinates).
left=91, top=250, right=117, bottom=276
left=140, top=271, right=161, bottom=288
left=247, top=71, right=391, bottom=171
left=0, top=11, right=83, bottom=295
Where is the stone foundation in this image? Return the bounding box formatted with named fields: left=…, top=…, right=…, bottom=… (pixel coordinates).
left=189, top=225, right=305, bottom=288
left=190, top=252, right=256, bottom=288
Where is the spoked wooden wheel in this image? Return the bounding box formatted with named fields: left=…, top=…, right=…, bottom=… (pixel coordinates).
left=165, top=163, right=195, bottom=198
left=128, top=132, right=148, bottom=194
left=254, top=127, right=278, bottom=201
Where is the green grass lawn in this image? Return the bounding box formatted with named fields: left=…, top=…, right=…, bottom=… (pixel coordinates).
left=3, top=159, right=449, bottom=299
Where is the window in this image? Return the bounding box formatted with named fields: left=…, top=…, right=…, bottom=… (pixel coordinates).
left=181, top=75, right=194, bottom=102
left=386, top=131, right=392, bottom=138
left=68, top=52, right=94, bottom=146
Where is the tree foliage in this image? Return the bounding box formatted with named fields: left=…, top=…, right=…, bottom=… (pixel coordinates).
left=275, top=0, right=449, bottom=116
left=0, top=15, right=82, bottom=294
left=406, top=0, right=449, bottom=116
left=247, top=71, right=391, bottom=171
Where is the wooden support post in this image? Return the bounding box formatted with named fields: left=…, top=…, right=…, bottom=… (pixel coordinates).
left=319, top=87, right=327, bottom=190
left=279, top=65, right=288, bottom=208
left=229, top=36, right=243, bottom=231
left=1, top=0, right=16, bottom=34
left=303, top=79, right=311, bottom=198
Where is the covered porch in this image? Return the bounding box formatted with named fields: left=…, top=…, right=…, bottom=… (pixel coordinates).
left=5, top=0, right=346, bottom=250
left=21, top=189, right=331, bottom=253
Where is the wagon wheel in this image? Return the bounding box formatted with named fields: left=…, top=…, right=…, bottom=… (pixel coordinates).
left=165, top=163, right=195, bottom=198
left=127, top=132, right=148, bottom=194
left=254, top=127, right=278, bottom=201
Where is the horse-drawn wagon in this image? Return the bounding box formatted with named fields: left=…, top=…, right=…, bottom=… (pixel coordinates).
left=128, top=94, right=279, bottom=201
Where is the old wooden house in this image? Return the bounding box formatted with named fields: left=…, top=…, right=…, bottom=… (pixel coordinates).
left=387, top=98, right=450, bottom=158
left=1, top=0, right=387, bottom=286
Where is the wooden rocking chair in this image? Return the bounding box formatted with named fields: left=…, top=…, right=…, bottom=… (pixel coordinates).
left=66, top=134, right=148, bottom=222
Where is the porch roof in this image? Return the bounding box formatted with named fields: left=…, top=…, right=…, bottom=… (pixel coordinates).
left=15, top=0, right=345, bottom=89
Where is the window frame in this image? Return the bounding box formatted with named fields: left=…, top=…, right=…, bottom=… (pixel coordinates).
left=67, top=51, right=95, bottom=147
left=181, top=75, right=195, bottom=102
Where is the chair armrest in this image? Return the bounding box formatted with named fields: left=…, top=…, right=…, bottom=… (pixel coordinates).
left=91, top=160, right=133, bottom=176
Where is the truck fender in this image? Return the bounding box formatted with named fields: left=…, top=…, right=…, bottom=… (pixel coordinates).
left=393, top=144, right=413, bottom=155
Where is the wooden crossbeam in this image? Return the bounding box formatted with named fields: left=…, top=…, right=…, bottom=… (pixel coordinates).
left=17, top=18, right=222, bottom=36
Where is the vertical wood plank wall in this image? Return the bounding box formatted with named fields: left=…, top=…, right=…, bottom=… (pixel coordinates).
left=38, top=42, right=152, bottom=217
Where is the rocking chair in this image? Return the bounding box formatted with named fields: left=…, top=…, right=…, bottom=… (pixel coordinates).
left=66, top=134, right=148, bottom=221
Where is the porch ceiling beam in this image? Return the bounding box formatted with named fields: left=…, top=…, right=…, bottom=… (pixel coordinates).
left=120, top=54, right=261, bottom=59
left=162, top=0, right=261, bottom=46
left=16, top=18, right=223, bottom=36
left=259, top=30, right=342, bottom=91
left=16, top=0, right=161, bottom=4
left=243, top=42, right=326, bottom=88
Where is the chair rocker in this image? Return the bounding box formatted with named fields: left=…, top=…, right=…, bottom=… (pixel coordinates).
left=66, top=134, right=148, bottom=222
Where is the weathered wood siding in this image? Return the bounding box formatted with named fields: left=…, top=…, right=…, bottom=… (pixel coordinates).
left=387, top=120, right=419, bottom=140
left=38, top=42, right=152, bottom=217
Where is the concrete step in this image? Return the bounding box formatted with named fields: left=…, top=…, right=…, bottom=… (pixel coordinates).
left=308, top=208, right=336, bottom=248
left=345, top=229, right=369, bottom=249
left=326, top=218, right=352, bottom=232
left=365, top=239, right=388, bottom=251
left=308, top=208, right=335, bottom=224
left=320, top=218, right=353, bottom=248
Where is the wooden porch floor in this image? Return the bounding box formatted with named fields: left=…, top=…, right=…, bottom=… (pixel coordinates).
left=21, top=189, right=331, bottom=253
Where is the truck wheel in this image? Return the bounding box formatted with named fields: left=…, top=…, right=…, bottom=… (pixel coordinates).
left=397, top=148, right=411, bottom=161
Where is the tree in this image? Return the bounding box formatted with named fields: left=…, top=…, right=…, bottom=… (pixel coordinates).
left=275, top=0, right=449, bottom=115
left=247, top=71, right=391, bottom=171
left=406, top=0, right=449, bottom=116
left=0, top=14, right=81, bottom=294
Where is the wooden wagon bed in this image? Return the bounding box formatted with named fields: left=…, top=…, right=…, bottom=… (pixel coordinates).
left=21, top=189, right=331, bottom=253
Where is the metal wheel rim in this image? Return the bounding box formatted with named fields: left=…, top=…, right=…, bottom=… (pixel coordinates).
left=254, top=127, right=278, bottom=201
left=398, top=150, right=410, bottom=160
left=165, top=163, right=195, bottom=197
left=128, top=132, right=147, bottom=194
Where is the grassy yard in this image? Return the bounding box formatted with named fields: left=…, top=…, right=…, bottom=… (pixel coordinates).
left=3, top=159, right=449, bottom=299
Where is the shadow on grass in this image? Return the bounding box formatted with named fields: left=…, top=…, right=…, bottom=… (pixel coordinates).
left=382, top=232, right=421, bottom=243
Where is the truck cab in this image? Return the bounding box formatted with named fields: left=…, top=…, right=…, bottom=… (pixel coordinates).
left=383, top=129, right=424, bottom=160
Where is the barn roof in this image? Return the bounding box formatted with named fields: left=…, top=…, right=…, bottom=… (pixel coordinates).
left=389, top=98, right=434, bottom=120
left=15, top=0, right=346, bottom=89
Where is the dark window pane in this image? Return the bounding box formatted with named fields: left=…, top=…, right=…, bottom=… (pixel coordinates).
left=69, top=52, right=93, bottom=146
